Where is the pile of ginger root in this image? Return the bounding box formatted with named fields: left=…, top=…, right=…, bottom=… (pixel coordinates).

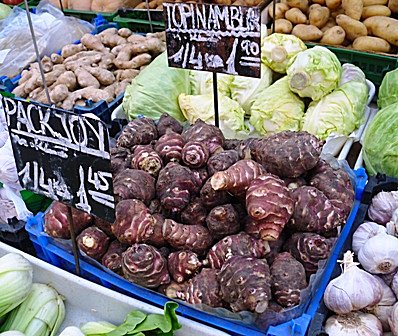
left=12, top=28, right=166, bottom=110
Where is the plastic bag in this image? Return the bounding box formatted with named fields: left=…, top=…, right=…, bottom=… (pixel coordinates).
left=0, top=185, right=32, bottom=222
left=0, top=3, right=93, bottom=78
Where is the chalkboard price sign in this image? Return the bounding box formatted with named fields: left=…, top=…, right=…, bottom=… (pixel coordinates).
left=164, top=2, right=261, bottom=78
left=1, top=95, right=116, bottom=223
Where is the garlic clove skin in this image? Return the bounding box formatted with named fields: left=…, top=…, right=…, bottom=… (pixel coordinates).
left=368, top=191, right=398, bottom=224
left=392, top=272, right=398, bottom=298
left=352, top=222, right=387, bottom=255
left=325, top=312, right=383, bottom=336
left=324, top=251, right=383, bottom=314
left=388, top=302, right=398, bottom=335
left=364, top=276, right=396, bottom=331
left=358, top=234, right=398, bottom=275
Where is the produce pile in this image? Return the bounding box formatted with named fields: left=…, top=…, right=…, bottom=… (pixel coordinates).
left=44, top=114, right=355, bottom=320
left=363, top=67, right=398, bottom=178
left=323, top=190, right=398, bottom=335
left=123, top=37, right=370, bottom=142
left=11, top=28, right=165, bottom=110
left=133, top=0, right=262, bottom=10
left=48, top=0, right=139, bottom=12
left=0, top=252, right=181, bottom=336
left=269, top=0, right=398, bottom=53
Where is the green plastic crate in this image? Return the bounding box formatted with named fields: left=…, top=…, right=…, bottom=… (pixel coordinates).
left=113, top=14, right=164, bottom=33
left=306, top=43, right=398, bottom=87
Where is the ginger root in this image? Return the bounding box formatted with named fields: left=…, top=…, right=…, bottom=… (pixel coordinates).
left=81, top=33, right=107, bottom=52
left=118, top=28, right=133, bottom=38
left=114, top=69, right=140, bottom=81
left=115, top=52, right=152, bottom=69
left=74, top=67, right=100, bottom=88
left=62, top=87, right=111, bottom=110
left=86, top=67, right=115, bottom=85
left=55, top=71, right=77, bottom=91
left=50, top=53, right=64, bottom=64
left=61, top=43, right=86, bottom=58
left=50, top=84, right=69, bottom=103
left=41, top=56, right=53, bottom=73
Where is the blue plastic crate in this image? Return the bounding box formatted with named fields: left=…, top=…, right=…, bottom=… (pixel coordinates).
left=0, top=21, right=120, bottom=125
left=307, top=172, right=397, bottom=336
left=25, top=167, right=367, bottom=336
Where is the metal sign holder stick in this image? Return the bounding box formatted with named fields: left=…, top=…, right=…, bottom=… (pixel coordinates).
left=212, top=72, right=220, bottom=128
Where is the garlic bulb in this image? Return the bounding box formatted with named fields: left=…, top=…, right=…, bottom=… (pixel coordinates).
left=359, top=233, right=398, bottom=274
left=368, top=191, right=398, bottom=224
left=325, top=312, right=383, bottom=336
left=388, top=302, right=398, bottom=335
left=391, top=272, right=398, bottom=298
left=352, top=222, right=387, bottom=254
left=364, top=276, right=397, bottom=331
left=324, top=251, right=383, bottom=314
left=387, top=209, right=398, bottom=237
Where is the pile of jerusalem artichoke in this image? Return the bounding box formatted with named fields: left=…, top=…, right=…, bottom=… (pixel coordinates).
left=43, top=114, right=355, bottom=320
left=12, top=28, right=165, bottom=110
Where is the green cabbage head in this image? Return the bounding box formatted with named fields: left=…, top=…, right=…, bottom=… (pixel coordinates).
left=230, top=64, right=273, bottom=113
left=378, top=68, right=398, bottom=110
left=249, top=77, right=305, bottom=136
left=178, top=93, right=249, bottom=139
left=363, top=102, right=398, bottom=177
left=123, top=53, right=190, bottom=122
left=287, top=46, right=342, bottom=101
left=261, top=33, right=307, bottom=74
left=302, top=64, right=369, bottom=140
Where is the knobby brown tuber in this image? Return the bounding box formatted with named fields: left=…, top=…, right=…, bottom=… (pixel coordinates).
left=210, top=159, right=266, bottom=197
left=270, top=252, right=307, bottom=308
left=206, top=232, right=270, bottom=269
left=206, top=204, right=240, bottom=239
left=113, top=169, right=155, bottom=205
left=122, top=244, right=170, bottom=288
left=218, top=256, right=272, bottom=313
left=102, top=240, right=128, bottom=275
left=168, top=250, right=202, bottom=283
left=156, top=113, right=183, bottom=136
left=131, top=144, right=163, bottom=176
left=207, top=150, right=240, bottom=176
left=245, top=174, right=295, bottom=241
left=77, top=226, right=110, bottom=261
left=112, top=199, right=155, bottom=245
left=162, top=219, right=213, bottom=255
left=117, top=118, right=158, bottom=148
left=180, top=198, right=208, bottom=226
left=181, top=141, right=209, bottom=169
left=154, top=130, right=185, bottom=163
left=200, top=179, right=232, bottom=209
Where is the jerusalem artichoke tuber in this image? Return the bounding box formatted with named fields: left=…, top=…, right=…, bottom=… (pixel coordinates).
left=156, top=113, right=183, bottom=136
left=183, top=269, right=224, bottom=307
left=154, top=130, right=185, bottom=163
left=200, top=179, right=232, bottom=209
left=180, top=198, right=208, bottom=226
left=156, top=162, right=199, bottom=212
left=207, top=150, right=240, bottom=176
left=122, top=244, right=170, bottom=288
left=182, top=141, right=209, bottom=168
left=117, top=117, right=158, bottom=148
left=218, top=256, right=272, bottom=313
left=182, top=119, right=225, bottom=154
left=245, top=174, right=295, bottom=241
left=168, top=251, right=202, bottom=283
left=111, top=199, right=155, bottom=245
left=77, top=226, right=110, bottom=261
left=210, top=159, right=266, bottom=196
left=206, top=232, right=270, bottom=269
left=270, top=252, right=307, bottom=308
left=163, top=219, right=213, bottom=255
left=253, top=131, right=324, bottom=178
left=288, top=186, right=341, bottom=234
left=101, top=240, right=128, bottom=275
left=113, top=169, right=155, bottom=205
left=131, top=144, right=163, bottom=176
left=206, top=204, right=240, bottom=239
